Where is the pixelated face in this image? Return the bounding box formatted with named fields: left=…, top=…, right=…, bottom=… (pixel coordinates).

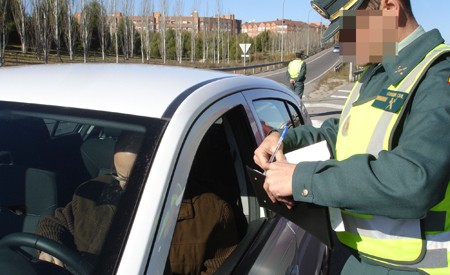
left=339, top=9, right=398, bottom=65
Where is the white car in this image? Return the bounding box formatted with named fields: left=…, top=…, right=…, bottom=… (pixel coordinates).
left=0, top=64, right=328, bottom=275
left=332, top=45, right=340, bottom=53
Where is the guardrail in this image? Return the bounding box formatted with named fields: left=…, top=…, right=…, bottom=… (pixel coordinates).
left=213, top=47, right=326, bottom=75
left=352, top=68, right=365, bottom=82
left=334, top=62, right=343, bottom=72
left=212, top=61, right=289, bottom=74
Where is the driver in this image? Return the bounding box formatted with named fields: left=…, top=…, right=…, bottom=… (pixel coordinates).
left=35, top=130, right=239, bottom=274
left=35, top=131, right=143, bottom=267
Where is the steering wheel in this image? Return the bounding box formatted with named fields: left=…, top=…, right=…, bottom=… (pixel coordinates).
left=0, top=232, right=94, bottom=275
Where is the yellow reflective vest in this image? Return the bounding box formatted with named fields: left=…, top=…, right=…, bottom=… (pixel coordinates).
left=335, top=44, right=450, bottom=274
left=287, top=59, right=304, bottom=79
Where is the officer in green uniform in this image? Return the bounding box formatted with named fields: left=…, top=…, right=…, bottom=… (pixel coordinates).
left=286, top=50, right=307, bottom=99
left=254, top=0, right=450, bottom=274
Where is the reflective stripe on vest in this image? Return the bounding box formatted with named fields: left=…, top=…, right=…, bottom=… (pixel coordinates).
left=288, top=59, right=304, bottom=79
left=335, top=44, right=450, bottom=271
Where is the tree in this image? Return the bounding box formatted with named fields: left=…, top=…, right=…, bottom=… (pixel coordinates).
left=109, top=0, right=119, bottom=63
left=150, top=30, right=159, bottom=58
left=0, top=0, right=8, bottom=65
left=50, top=0, right=63, bottom=56
left=32, top=0, right=51, bottom=63
left=121, top=0, right=134, bottom=59
left=174, top=0, right=182, bottom=63
left=159, top=0, right=168, bottom=63
left=95, top=0, right=107, bottom=61
left=139, top=0, right=153, bottom=63
left=79, top=0, right=93, bottom=63
left=62, top=0, right=77, bottom=60
left=189, top=0, right=198, bottom=63
left=11, top=0, right=29, bottom=53
left=165, top=27, right=175, bottom=60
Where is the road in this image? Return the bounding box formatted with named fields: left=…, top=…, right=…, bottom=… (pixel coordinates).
left=258, top=49, right=351, bottom=127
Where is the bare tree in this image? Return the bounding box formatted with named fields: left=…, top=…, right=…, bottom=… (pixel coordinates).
left=50, top=0, right=63, bottom=57
left=202, top=0, right=208, bottom=63
left=96, top=0, right=107, bottom=61
left=62, top=0, right=76, bottom=60
left=11, top=0, right=29, bottom=53
left=109, top=0, right=119, bottom=63
left=32, top=0, right=51, bottom=63
left=189, top=0, right=199, bottom=63
left=215, top=0, right=221, bottom=64
left=140, top=0, right=153, bottom=63
left=159, top=0, right=167, bottom=63
left=121, top=0, right=133, bottom=59
left=0, top=0, right=8, bottom=65
left=79, top=0, right=93, bottom=63
left=174, top=0, right=183, bottom=63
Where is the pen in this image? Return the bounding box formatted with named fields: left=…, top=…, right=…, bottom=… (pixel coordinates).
left=268, top=125, right=289, bottom=163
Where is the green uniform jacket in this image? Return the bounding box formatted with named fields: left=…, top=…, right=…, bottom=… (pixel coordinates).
left=283, top=29, right=450, bottom=219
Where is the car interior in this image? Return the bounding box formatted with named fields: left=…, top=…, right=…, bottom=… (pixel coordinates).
left=0, top=98, right=305, bottom=274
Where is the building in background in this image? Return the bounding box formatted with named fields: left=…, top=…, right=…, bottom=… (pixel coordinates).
left=129, top=11, right=241, bottom=35
left=242, top=19, right=325, bottom=38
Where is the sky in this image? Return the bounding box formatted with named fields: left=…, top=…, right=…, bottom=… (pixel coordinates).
left=154, top=0, right=450, bottom=43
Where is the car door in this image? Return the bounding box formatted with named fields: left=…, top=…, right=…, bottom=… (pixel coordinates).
left=133, top=88, right=324, bottom=275
left=240, top=90, right=327, bottom=275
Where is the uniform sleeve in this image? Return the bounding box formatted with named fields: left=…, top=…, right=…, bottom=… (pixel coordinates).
left=297, top=62, right=307, bottom=81
left=283, top=117, right=339, bottom=158
left=291, top=58, right=450, bottom=219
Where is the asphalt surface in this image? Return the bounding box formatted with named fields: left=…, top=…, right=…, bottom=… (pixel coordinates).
left=259, top=49, right=352, bottom=127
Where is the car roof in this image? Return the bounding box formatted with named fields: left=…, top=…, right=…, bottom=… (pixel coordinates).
left=1, top=64, right=283, bottom=119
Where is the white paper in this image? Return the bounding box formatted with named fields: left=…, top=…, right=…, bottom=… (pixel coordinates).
left=285, top=140, right=345, bottom=232
left=285, top=140, right=330, bottom=163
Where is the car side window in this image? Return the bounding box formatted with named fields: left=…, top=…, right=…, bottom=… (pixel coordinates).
left=252, top=99, right=302, bottom=135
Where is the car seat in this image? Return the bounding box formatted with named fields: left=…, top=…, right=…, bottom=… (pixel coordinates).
left=0, top=165, right=58, bottom=238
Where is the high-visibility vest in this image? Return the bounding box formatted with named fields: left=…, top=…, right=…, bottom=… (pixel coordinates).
left=335, top=44, right=450, bottom=274
left=288, top=59, right=304, bottom=79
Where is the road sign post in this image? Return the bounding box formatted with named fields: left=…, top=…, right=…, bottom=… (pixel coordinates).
left=239, top=43, right=252, bottom=68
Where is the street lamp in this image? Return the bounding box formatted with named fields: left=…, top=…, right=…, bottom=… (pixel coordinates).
left=306, top=9, right=312, bottom=56
left=281, top=0, right=285, bottom=62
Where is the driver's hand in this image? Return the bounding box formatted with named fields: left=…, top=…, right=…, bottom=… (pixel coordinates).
left=39, top=251, right=64, bottom=268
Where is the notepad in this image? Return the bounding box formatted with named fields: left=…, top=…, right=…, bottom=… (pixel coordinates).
left=285, top=140, right=345, bottom=232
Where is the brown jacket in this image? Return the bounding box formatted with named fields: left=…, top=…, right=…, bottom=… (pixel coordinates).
left=169, top=192, right=239, bottom=275
left=35, top=175, right=121, bottom=256
left=36, top=175, right=239, bottom=274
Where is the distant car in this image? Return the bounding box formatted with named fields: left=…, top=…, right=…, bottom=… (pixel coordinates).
left=0, top=64, right=328, bottom=275
left=332, top=45, right=341, bottom=53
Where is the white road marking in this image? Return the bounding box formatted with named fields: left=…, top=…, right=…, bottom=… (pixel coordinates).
left=305, top=59, right=342, bottom=86
left=304, top=103, right=344, bottom=110
left=330, top=95, right=348, bottom=99
left=338, top=89, right=351, bottom=93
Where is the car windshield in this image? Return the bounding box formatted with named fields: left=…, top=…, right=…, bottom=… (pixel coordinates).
left=0, top=101, right=166, bottom=272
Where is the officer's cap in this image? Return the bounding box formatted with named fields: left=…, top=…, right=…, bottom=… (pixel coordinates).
left=311, top=0, right=365, bottom=42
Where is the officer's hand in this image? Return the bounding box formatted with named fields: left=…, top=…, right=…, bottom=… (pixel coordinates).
left=290, top=79, right=295, bottom=84
left=39, top=251, right=65, bottom=268
left=263, top=161, right=296, bottom=209
left=254, top=131, right=286, bottom=170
